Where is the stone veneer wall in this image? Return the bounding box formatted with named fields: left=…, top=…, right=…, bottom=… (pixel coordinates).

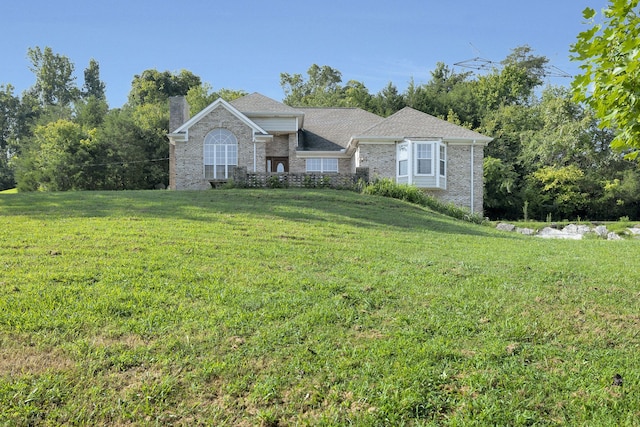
left=172, top=105, right=258, bottom=190
left=423, top=144, right=484, bottom=214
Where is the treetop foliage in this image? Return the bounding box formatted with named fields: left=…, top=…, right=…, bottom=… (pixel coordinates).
left=571, top=0, right=640, bottom=156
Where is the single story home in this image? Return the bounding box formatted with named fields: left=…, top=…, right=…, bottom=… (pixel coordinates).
left=167, top=92, right=492, bottom=213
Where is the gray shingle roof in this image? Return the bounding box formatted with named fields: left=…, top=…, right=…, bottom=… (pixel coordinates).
left=227, top=94, right=491, bottom=150
left=361, top=107, right=492, bottom=141
left=297, top=107, right=382, bottom=151
left=230, top=92, right=304, bottom=116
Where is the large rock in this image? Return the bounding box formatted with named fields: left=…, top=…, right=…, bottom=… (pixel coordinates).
left=516, top=227, right=536, bottom=235
left=536, top=227, right=583, bottom=240
left=562, top=224, right=592, bottom=235
left=496, top=222, right=516, bottom=232
left=594, top=225, right=609, bottom=238
left=607, top=232, right=622, bottom=240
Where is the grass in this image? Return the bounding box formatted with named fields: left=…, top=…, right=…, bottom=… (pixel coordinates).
left=1, top=188, right=639, bottom=425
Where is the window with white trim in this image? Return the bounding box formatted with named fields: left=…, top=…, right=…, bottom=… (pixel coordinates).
left=305, top=158, right=338, bottom=173
left=439, top=144, right=446, bottom=177
left=397, top=143, right=408, bottom=177
left=416, top=143, right=433, bottom=175
left=204, top=129, right=237, bottom=179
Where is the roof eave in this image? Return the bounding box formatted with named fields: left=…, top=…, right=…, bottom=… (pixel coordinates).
left=444, top=137, right=493, bottom=145
left=295, top=150, right=349, bottom=159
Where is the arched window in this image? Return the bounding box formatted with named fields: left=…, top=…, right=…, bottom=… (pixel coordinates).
left=204, top=129, right=237, bottom=179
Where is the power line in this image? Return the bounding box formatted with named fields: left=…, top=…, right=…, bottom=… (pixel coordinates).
left=83, top=157, right=169, bottom=168
left=454, top=56, right=572, bottom=78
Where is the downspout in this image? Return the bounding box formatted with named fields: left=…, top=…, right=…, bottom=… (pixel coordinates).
left=407, top=141, right=413, bottom=185
left=470, top=140, right=476, bottom=213
left=253, top=140, right=257, bottom=172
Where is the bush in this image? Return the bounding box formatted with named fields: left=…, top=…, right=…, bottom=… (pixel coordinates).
left=361, top=179, right=486, bottom=224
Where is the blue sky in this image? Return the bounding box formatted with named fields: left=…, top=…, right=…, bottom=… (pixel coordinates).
left=1, top=0, right=608, bottom=107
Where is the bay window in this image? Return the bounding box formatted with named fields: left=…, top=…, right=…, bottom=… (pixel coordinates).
left=396, top=140, right=447, bottom=188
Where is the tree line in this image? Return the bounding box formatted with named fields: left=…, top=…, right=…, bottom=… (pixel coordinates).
left=0, top=47, right=244, bottom=193
left=1, top=1, right=639, bottom=221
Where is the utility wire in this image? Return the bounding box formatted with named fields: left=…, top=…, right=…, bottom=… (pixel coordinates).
left=83, top=157, right=169, bottom=168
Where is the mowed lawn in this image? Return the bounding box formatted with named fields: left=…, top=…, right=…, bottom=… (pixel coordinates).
left=1, top=189, right=639, bottom=426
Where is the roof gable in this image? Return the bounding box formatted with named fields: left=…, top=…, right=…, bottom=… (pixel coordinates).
left=170, top=97, right=267, bottom=139
left=360, top=107, right=492, bottom=142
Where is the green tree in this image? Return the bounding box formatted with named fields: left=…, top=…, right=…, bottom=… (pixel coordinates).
left=280, top=64, right=344, bottom=106
left=598, top=168, right=640, bottom=218
left=372, top=82, right=405, bottom=117
left=571, top=1, right=640, bottom=155
left=519, top=86, right=604, bottom=170
left=14, top=120, right=95, bottom=191
left=27, top=46, right=80, bottom=107
left=409, top=64, right=478, bottom=127
left=0, top=85, right=20, bottom=189
left=340, top=80, right=373, bottom=110
left=475, top=46, right=548, bottom=113
left=82, top=58, right=106, bottom=100
left=128, top=69, right=201, bottom=106
left=525, top=165, right=587, bottom=220
left=75, top=96, right=109, bottom=128
left=483, top=156, right=521, bottom=218
left=186, top=83, right=247, bottom=115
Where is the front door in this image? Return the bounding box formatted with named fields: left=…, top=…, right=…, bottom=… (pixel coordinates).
left=267, top=157, right=289, bottom=173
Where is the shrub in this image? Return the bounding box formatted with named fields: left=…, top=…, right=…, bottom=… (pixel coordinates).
left=361, top=178, right=486, bottom=224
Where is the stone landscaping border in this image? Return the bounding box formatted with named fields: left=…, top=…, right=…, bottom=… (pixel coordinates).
left=495, top=222, right=640, bottom=240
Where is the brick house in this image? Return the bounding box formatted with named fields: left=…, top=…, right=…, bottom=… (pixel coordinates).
left=167, top=92, right=492, bottom=213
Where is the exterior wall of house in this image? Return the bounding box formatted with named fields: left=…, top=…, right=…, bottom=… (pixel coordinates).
left=254, top=140, right=267, bottom=174
left=289, top=133, right=306, bottom=173
left=266, top=135, right=290, bottom=158
left=423, top=144, right=484, bottom=214
left=173, top=105, right=255, bottom=190
left=357, top=143, right=396, bottom=180
left=252, top=117, right=297, bottom=133
left=338, top=158, right=350, bottom=173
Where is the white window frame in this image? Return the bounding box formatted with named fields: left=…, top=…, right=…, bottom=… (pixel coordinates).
left=204, top=128, right=237, bottom=179
left=415, top=143, right=434, bottom=176
left=305, top=158, right=338, bottom=173
left=399, top=140, right=447, bottom=187
left=397, top=142, right=409, bottom=178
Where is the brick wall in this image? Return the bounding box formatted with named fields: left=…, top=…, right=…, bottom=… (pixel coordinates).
left=172, top=105, right=256, bottom=190
left=423, top=144, right=484, bottom=214
left=266, top=135, right=289, bottom=157
left=357, top=144, right=395, bottom=180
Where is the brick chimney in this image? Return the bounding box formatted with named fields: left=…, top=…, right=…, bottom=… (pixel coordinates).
left=169, top=96, right=190, bottom=132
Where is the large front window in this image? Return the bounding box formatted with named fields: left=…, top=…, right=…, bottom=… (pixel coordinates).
left=306, top=158, right=338, bottom=173
left=204, top=129, right=237, bottom=179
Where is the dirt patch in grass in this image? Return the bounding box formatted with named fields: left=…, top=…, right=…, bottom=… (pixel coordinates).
left=0, top=344, right=75, bottom=376
left=90, top=333, right=153, bottom=349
